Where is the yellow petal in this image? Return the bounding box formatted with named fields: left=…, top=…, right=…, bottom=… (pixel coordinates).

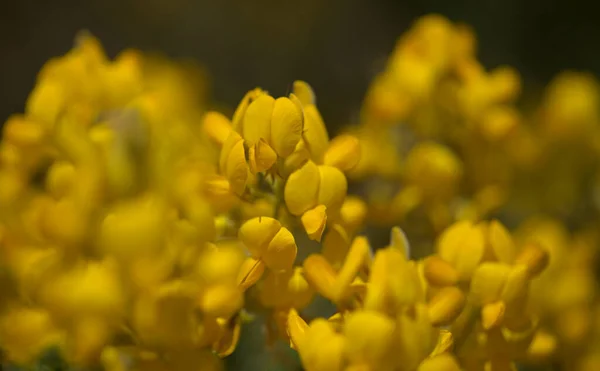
left=430, top=330, right=454, bottom=357
left=470, top=263, right=511, bottom=305
left=199, top=285, right=243, bottom=319
left=344, top=310, right=396, bottom=368
left=526, top=330, right=557, bottom=361
left=224, top=139, right=248, bottom=196
left=301, top=205, right=327, bottom=242
left=248, top=139, right=277, bottom=173
left=437, top=221, right=485, bottom=280
left=0, top=307, right=62, bottom=364
left=203, top=111, right=232, bottom=145
left=238, top=217, right=282, bottom=258
left=237, top=257, right=266, bottom=291
left=300, top=319, right=345, bottom=371
left=324, top=134, right=361, bottom=171
left=427, top=286, right=466, bottom=326
left=303, top=105, right=330, bottom=163
left=288, top=267, right=315, bottom=309
left=284, top=160, right=320, bottom=215
left=515, top=243, right=549, bottom=278
left=232, top=88, right=264, bottom=131
left=303, top=254, right=338, bottom=301
left=333, top=236, right=371, bottom=301
left=488, top=220, right=516, bottom=264
left=287, top=308, right=308, bottom=350
left=243, top=94, right=274, bottom=146
left=322, top=224, right=352, bottom=269
left=213, top=316, right=242, bottom=357
left=271, top=97, right=303, bottom=157
left=423, top=255, right=460, bottom=287
left=99, top=196, right=166, bottom=259
left=500, top=265, right=528, bottom=304
left=482, top=301, right=506, bottom=330
left=3, top=115, right=45, bottom=147
left=203, top=175, right=239, bottom=213
left=418, top=354, right=461, bottom=371
left=264, top=226, right=297, bottom=272
left=219, top=131, right=242, bottom=176
left=390, top=226, right=410, bottom=258
left=293, top=80, right=316, bottom=106
left=317, top=165, right=348, bottom=212
left=339, top=196, right=367, bottom=232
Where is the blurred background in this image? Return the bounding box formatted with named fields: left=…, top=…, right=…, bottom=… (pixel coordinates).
left=2, top=0, right=600, bottom=134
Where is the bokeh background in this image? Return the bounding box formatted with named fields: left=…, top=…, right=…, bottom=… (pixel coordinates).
left=2, top=0, right=600, bottom=134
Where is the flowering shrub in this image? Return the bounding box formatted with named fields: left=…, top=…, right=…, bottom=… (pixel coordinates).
left=1, top=15, right=599, bottom=371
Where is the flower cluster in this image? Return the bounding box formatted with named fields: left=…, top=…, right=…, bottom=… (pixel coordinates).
left=1, top=14, right=599, bottom=371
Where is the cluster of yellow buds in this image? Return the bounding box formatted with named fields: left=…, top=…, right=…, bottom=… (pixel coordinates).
left=1, top=13, right=600, bottom=371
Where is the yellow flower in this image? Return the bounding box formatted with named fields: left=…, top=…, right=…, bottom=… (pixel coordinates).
left=238, top=217, right=297, bottom=272
left=323, top=134, right=361, bottom=171
left=219, top=131, right=248, bottom=196
left=0, top=306, right=63, bottom=365
left=297, top=318, right=346, bottom=371
left=344, top=310, right=397, bottom=370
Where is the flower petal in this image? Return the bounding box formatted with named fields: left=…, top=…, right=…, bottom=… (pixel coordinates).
left=243, top=94, right=274, bottom=146
left=324, top=134, right=361, bottom=171
left=284, top=160, right=320, bottom=215
left=271, top=97, right=303, bottom=157
left=203, top=111, right=232, bottom=145
left=301, top=205, right=327, bottom=242
left=238, top=217, right=282, bottom=258
left=317, top=165, right=347, bottom=212
left=264, top=227, right=297, bottom=272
